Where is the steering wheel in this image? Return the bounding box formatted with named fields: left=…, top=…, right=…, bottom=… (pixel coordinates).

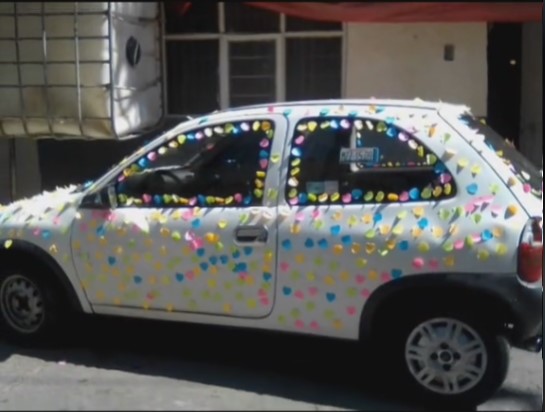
left=156, top=169, right=188, bottom=184
left=143, top=169, right=192, bottom=194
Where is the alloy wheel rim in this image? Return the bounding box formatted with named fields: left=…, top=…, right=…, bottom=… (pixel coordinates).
left=0, top=274, right=45, bottom=334
left=405, top=317, right=488, bottom=396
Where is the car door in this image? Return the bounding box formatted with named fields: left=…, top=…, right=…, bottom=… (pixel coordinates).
left=274, top=110, right=458, bottom=337
left=70, top=113, right=287, bottom=318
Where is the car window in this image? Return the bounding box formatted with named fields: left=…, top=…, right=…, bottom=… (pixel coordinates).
left=115, top=119, right=275, bottom=207
left=286, top=117, right=456, bottom=205
left=459, top=114, right=542, bottom=200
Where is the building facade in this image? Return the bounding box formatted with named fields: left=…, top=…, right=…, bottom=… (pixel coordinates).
left=0, top=2, right=542, bottom=203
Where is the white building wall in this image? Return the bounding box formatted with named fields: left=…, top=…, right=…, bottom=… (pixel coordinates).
left=344, top=23, right=488, bottom=116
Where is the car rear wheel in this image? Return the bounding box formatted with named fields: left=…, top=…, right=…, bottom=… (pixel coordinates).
left=378, top=308, right=510, bottom=408
left=0, top=262, right=68, bottom=346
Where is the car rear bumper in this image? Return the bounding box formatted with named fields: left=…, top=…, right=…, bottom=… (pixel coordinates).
left=502, top=278, right=542, bottom=351
left=518, top=335, right=542, bottom=353
left=457, top=272, right=542, bottom=350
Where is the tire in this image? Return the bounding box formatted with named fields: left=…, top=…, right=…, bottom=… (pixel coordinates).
left=376, top=306, right=510, bottom=408
left=0, top=260, right=69, bottom=347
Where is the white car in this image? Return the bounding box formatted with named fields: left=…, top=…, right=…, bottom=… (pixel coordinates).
left=0, top=99, right=542, bottom=408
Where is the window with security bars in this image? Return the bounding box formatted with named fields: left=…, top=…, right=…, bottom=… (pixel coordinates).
left=229, top=41, right=276, bottom=107
left=163, top=2, right=343, bottom=115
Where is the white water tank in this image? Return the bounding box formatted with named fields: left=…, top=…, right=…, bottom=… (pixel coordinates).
left=0, top=2, right=163, bottom=140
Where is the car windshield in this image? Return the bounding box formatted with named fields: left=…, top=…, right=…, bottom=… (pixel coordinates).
left=459, top=114, right=542, bottom=199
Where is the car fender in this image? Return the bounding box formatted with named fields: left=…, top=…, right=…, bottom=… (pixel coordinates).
left=359, top=272, right=538, bottom=345
left=0, top=238, right=92, bottom=314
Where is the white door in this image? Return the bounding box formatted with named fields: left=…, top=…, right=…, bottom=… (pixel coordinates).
left=70, top=114, right=287, bottom=318
left=274, top=111, right=459, bottom=336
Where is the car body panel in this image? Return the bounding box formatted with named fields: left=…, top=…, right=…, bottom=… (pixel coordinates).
left=0, top=99, right=541, bottom=343
left=272, top=104, right=531, bottom=338
left=70, top=113, right=288, bottom=319
left=0, top=186, right=92, bottom=313
left=441, top=109, right=542, bottom=219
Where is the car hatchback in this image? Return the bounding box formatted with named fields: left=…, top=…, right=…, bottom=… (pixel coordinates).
left=0, top=99, right=542, bottom=407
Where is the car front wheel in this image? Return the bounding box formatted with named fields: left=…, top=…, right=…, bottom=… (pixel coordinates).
left=0, top=262, right=68, bottom=346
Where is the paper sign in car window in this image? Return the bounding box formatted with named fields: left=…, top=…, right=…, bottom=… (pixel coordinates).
left=339, top=147, right=380, bottom=165
left=306, top=181, right=325, bottom=194
left=306, top=181, right=339, bottom=195
left=323, top=180, right=339, bottom=194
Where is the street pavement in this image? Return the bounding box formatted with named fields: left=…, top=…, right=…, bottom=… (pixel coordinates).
left=0, top=316, right=542, bottom=411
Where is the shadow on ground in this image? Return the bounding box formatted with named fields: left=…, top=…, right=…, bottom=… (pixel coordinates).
left=0, top=315, right=427, bottom=411
left=6, top=316, right=539, bottom=411
left=491, top=387, right=542, bottom=411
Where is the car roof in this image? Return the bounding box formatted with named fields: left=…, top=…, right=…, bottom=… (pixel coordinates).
left=219, top=98, right=469, bottom=117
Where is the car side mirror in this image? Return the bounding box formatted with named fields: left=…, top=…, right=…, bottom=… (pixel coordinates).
left=107, top=185, right=118, bottom=209
left=80, top=184, right=118, bottom=209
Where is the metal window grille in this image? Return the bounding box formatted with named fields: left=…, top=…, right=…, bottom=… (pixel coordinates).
left=162, top=2, right=345, bottom=116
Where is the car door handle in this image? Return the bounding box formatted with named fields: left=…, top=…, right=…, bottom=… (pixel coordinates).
left=234, top=225, right=269, bottom=244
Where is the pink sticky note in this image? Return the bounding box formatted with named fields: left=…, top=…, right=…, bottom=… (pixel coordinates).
left=454, top=240, right=465, bottom=250
left=490, top=206, right=502, bottom=217
left=440, top=173, right=452, bottom=184
left=381, top=273, right=392, bottom=282
left=465, top=203, right=477, bottom=214
left=361, top=289, right=371, bottom=298
left=295, top=320, right=305, bottom=329
left=295, top=212, right=305, bottom=222
left=294, top=290, right=305, bottom=300
left=412, top=258, right=425, bottom=269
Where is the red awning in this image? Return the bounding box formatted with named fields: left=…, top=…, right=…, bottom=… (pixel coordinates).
left=246, top=2, right=542, bottom=23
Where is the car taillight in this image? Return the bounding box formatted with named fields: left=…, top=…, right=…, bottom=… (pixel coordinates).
left=518, top=218, right=543, bottom=284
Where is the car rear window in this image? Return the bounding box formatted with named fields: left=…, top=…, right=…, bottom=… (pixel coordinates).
left=460, top=114, right=542, bottom=199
